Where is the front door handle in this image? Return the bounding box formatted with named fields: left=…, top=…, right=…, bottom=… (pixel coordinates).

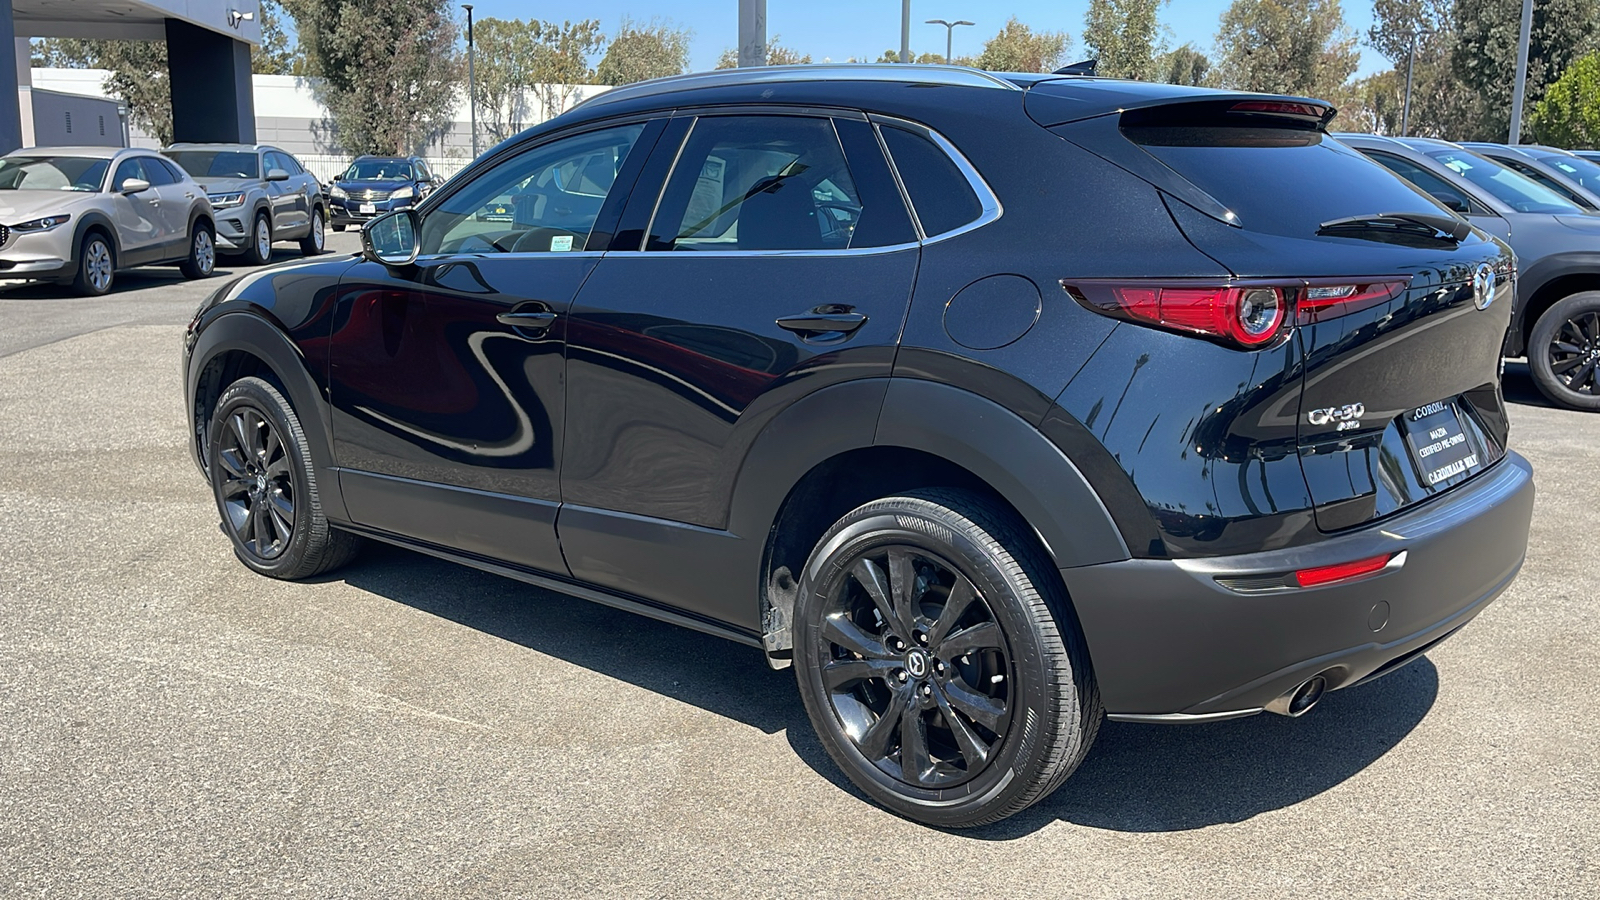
left=776, top=311, right=868, bottom=337
left=496, top=310, right=559, bottom=335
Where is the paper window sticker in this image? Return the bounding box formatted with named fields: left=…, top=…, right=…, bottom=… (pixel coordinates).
left=550, top=234, right=574, bottom=252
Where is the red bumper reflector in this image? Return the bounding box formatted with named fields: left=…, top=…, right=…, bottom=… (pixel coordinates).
left=1294, top=553, right=1394, bottom=588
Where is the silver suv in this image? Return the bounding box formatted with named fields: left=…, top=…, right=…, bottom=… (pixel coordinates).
left=164, top=144, right=325, bottom=264
left=0, top=146, right=216, bottom=295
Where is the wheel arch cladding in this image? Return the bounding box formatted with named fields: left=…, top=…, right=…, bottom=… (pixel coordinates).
left=188, top=312, right=345, bottom=520
left=73, top=213, right=119, bottom=260
left=1518, top=254, right=1600, bottom=349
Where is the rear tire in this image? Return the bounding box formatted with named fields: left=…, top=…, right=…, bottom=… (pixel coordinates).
left=71, top=231, right=114, bottom=296
left=178, top=223, right=216, bottom=280
left=244, top=212, right=272, bottom=266
left=207, top=376, right=361, bottom=579
left=1529, top=291, right=1600, bottom=412
left=299, top=207, right=325, bottom=256
left=793, top=488, right=1101, bottom=828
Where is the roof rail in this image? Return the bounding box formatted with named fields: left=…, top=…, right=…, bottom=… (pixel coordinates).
left=571, top=64, right=1020, bottom=113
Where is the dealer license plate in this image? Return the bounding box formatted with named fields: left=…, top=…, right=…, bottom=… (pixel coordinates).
left=1402, top=399, right=1483, bottom=490
left=359, top=203, right=376, bottom=214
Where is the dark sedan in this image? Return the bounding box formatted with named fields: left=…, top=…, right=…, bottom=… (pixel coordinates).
left=327, top=156, right=442, bottom=231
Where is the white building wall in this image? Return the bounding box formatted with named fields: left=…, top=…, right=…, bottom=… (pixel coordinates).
left=28, top=68, right=612, bottom=168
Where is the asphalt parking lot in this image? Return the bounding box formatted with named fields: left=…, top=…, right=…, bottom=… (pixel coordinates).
left=1, top=235, right=1596, bottom=898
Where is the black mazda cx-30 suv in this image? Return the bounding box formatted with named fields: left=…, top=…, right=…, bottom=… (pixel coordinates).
left=182, top=66, right=1534, bottom=827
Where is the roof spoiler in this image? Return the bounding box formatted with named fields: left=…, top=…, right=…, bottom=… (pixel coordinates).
left=1053, top=59, right=1098, bottom=76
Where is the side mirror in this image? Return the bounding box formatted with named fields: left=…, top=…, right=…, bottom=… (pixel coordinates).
left=266, top=168, right=290, bottom=182
left=1429, top=190, right=1471, bottom=214
left=362, top=209, right=420, bottom=267
left=119, top=177, right=151, bottom=194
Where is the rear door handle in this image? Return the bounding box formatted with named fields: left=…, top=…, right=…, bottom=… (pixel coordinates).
left=776, top=311, right=868, bottom=336
left=496, top=310, right=559, bottom=334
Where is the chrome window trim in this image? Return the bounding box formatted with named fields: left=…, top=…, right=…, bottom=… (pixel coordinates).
left=412, top=250, right=608, bottom=263
left=868, top=114, right=1003, bottom=245
left=601, top=242, right=922, bottom=259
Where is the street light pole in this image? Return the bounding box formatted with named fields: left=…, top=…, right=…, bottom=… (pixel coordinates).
left=1508, top=0, right=1534, bottom=144
left=925, top=18, right=974, bottom=65
left=900, top=0, right=911, bottom=64
left=463, top=3, right=478, bottom=158
left=1401, top=28, right=1430, bottom=137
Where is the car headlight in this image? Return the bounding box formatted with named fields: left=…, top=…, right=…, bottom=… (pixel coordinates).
left=207, top=192, right=246, bottom=209
left=330, top=185, right=346, bottom=199
left=11, top=214, right=71, bottom=233
left=391, top=185, right=415, bottom=200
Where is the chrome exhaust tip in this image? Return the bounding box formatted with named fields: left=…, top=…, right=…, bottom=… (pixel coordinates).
left=1266, top=675, right=1327, bottom=717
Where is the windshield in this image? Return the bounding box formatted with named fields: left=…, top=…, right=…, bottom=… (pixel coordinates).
left=1534, top=152, right=1600, bottom=195
left=1424, top=149, right=1582, bottom=214
left=343, top=160, right=414, bottom=181
left=166, top=150, right=260, bottom=180
left=0, top=156, right=110, bottom=191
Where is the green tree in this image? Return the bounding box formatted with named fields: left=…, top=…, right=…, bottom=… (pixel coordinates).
left=873, top=49, right=945, bottom=63
left=33, top=39, right=173, bottom=144
left=596, top=18, right=690, bottom=85
left=287, top=0, right=462, bottom=154
left=715, top=36, right=812, bottom=68
left=975, top=17, right=1070, bottom=73
left=1329, top=69, right=1405, bottom=134
left=471, top=18, right=536, bottom=143
left=526, top=19, right=606, bottom=117
left=1156, top=42, right=1211, bottom=85
left=1367, top=0, right=1470, bottom=137
left=254, top=0, right=306, bottom=75
left=1213, top=0, right=1359, bottom=99
left=1530, top=49, right=1600, bottom=146
left=1084, top=0, right=1166, bottom=80
left=1452, top=0, right=1600, bottom=142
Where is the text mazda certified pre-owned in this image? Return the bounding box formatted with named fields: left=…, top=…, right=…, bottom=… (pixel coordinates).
left=182, top=66, right=1534, bottom=828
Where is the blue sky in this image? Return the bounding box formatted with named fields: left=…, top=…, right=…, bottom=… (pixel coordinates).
left=458, top=0, right=1387, bottom=77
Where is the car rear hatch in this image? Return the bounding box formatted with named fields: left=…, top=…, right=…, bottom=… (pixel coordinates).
left=1034, top=90, right=1516, bottom=533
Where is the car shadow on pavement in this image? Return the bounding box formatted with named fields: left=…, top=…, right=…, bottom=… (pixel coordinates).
left=336, top=542, right=1439, bottom=837
left=333, top=542, right=805, bottom=736
left=1501, top=360, right=1555, bottom=409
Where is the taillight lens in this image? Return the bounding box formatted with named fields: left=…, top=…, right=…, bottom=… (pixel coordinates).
left=1294, top=552, right=1395, bottom=588
left=1063, top=277, right=1410, bottom=349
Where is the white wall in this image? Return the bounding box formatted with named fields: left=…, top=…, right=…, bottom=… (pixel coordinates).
left=29, top=68, right=612, bottom=158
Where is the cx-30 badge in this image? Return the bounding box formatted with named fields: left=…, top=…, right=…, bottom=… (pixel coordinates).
left=1307, top=403, right=1366, bottom=431
left=1473, top=263, right=1497, bottom=310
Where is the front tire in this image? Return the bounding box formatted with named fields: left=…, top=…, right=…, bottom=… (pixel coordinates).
left=299, top=207, right=325, bottom=256
left=793, top=489, right=1101, bottom=828
left=1529, top=291, right=1600, bottom=412
left=179, top=223, right=215, bottom=280
left=244, top=212, right=273, bottom=266
left=207, top=376, right=360, bottom=579
left=71, top=231, right=114, bottom=296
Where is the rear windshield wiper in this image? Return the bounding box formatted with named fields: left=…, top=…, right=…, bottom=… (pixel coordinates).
left=1317, top=212, right=1471, bottom=243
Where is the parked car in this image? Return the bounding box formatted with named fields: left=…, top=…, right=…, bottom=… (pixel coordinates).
left=1459, top=142, right=1600, bottom=211
left=163, top=143, right=324, bottom=265
left=1339, top=134, right=1600, bottom=410
left=327, top=155, right=442, bottom=232
left=0, top=146, right=215, bottom=295
left=1572, top=150, right=1600, bottom=165
left=183, top=67, right=1534, bottom=827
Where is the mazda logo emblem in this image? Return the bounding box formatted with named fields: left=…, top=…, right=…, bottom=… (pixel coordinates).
left=906, top=649, right=929, bottom=678
left=1473, top=263, right=1496, bottom=310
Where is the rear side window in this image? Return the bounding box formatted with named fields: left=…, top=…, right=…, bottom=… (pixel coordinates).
left=1422, top=149, right=1579, bottom=214
left=881, top=126, right=983, bottom=237
left=139, top=158, right=179, bottom=186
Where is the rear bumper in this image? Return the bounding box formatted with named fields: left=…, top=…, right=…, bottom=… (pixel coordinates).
left=1063, top=452, right=1534, bottom=719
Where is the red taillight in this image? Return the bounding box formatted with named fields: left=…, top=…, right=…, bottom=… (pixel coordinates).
left=1294, top=553, right=1394, bottom=588
left=1297, top=281, right=1407, bottom=325
left=1063, top=277, right=1411, bottom=348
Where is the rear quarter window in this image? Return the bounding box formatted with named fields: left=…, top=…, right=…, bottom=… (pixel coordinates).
left=1124, top=124, right=1449, bottom=238
left=881, top=126, right=984, bottom=238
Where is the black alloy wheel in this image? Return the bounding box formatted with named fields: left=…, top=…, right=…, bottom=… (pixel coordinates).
left=207, top=377, right=361, bottom=578
left=216, top=404, right=295, bottom=559
left=795, top=489, right=1100, bottom=829
left=1530, top=292, right=1600, bottom=411
left=816, top=545, right=1012, bottom=789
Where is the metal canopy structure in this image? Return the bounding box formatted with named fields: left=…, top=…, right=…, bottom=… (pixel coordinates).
left=3, top=0, right=261, bottom=153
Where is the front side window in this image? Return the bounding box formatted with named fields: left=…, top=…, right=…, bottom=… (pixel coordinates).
left=0, top=156, right=110, bottom=191
left=166, top=150, right=260, bottom=180
left=647, top=116, right=867, bottom=252
left=112, top=158, right=152, bottom=191
left=421, top=122, right=644, bottom=255
left=1423, top=149, right=1580, bottom=214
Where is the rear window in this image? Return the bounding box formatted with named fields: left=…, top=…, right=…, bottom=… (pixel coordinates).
left=1421, top=149, right=1579, bottom=214
left=1123, top=124, right=1447, bottom=238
